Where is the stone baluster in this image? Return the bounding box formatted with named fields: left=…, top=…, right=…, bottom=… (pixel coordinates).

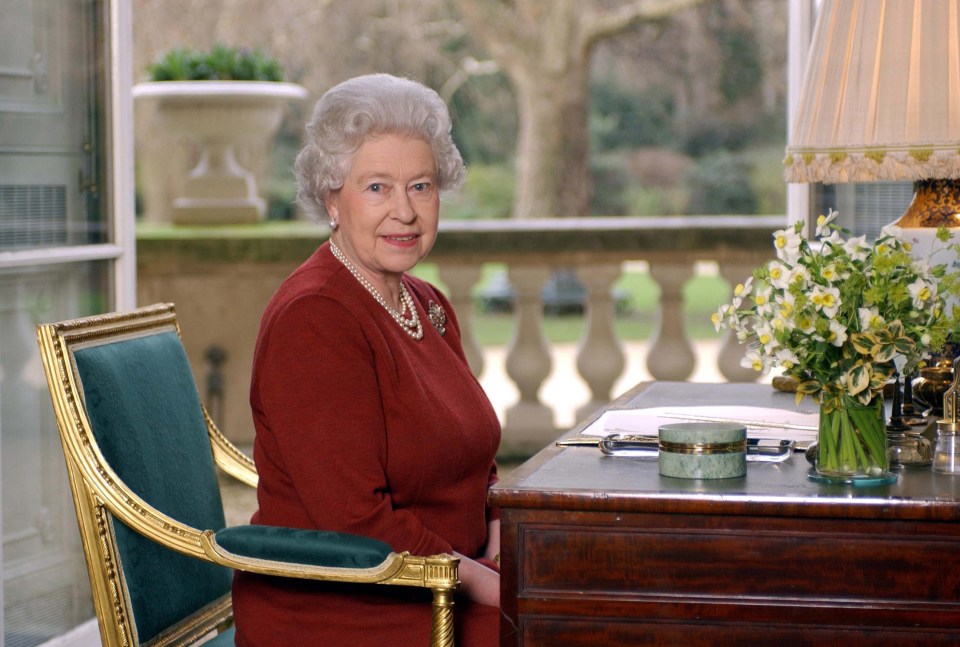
left=504, top=265, right=554, bottom=449
left=717, top=262, right=761, bottom=382
left=437, top=263, right=484, bottom=376
left=575, top=263, right=626, bottom=421
left=647, top=261, right=696, bottom=381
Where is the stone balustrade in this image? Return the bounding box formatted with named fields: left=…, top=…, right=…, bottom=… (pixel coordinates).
left=137, top=215, right=781, bottom=457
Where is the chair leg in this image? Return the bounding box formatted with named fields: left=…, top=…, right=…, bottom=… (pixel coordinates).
left=430, top=588, right=455, bottom=647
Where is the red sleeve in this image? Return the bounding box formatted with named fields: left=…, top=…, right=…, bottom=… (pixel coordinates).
left=254, top=294, right=452, bottom=556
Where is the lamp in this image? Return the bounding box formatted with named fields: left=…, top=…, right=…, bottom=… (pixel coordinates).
left=784, top=0, right=960, bottom=227
left=785, top=0, right=960, bottom=468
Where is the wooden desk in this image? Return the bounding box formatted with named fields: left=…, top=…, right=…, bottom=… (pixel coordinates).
left=490, top=382, right=960, bottom=646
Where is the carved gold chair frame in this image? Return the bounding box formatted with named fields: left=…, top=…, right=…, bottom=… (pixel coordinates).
left=37, top=303, right=458, bottom=646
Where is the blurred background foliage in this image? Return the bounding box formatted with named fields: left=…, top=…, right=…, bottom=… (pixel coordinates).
left=132, top=0, right=788, bottom=223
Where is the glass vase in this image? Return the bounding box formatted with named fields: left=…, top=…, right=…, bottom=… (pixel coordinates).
left=816, top=395, right=891, bottom=481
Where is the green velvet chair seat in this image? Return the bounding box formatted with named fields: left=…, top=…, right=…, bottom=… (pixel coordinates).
left=214, top=525, right=393, bottom=569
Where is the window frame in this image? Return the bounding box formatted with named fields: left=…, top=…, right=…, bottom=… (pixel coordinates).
left=0, top=0, right=135, bottom=310
left=1, top=1, right=135, bottom=644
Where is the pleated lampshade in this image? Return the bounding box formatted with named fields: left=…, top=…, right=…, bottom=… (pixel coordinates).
left=784, top=0, right=960, bottom=227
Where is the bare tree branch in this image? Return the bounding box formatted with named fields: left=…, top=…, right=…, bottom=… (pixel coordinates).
left=449, top=0, right=526, bottom=64
left=583, top=0, right=713, bottom=48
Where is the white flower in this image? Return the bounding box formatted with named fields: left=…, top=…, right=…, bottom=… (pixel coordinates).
left=767, top=261, right=790, bottom=289
left=819, top=230, right=844, bottom=249
left=795, top=310, right=817, bottom=334
left=820, top=263, right=839, bottom=283
left=880, top=224, right=903, bottom=240
left=775, top=348, right=800, bottom=370
left=773, top=227, right=803, bottom=263
left=827, top=320, right=848, bottom=347
left=740, top=348, right=766, bottom=372
left=858, top=307, right=884, bottom=331
left=788, top=265, right=812, bottom=289
left=731, top=276, right=753, bottom=308
left=811, top=285, right=841, bottom=318
left=843, top=235, right=871, bottom=262
left=775, top=292, right=796, bottom=320
left=908, top=278, right=935, bottom=309
left=711, top=304, right=728, bottom=332
left=753, top=285, right=774, bottom=316
left=755, top=323, right=777, bottom=353
left=734, top=277, right=753, bottom=298
left=815, top=209, right=839, bottom=237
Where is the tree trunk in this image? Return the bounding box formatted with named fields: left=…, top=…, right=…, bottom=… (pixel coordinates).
left=451, top=0, right=711, bottom=219
left=513, top=63, right=590, bottom=219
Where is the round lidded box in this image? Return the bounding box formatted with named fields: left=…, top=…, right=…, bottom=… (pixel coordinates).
left=658, top=422, right=747, bottom=479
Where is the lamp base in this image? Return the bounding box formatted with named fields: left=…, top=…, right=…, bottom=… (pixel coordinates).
left=894, top=179, right=960, bottom=228
left=894, top=179, right=960, bottom=369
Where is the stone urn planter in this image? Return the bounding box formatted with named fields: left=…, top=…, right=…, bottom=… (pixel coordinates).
left=133, top=81, right=308, bottom=224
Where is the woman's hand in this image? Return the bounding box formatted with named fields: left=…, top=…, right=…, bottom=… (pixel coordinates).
left=453, top=552, right=500, bottom=608
left=483, top=519, right=501, bottom=564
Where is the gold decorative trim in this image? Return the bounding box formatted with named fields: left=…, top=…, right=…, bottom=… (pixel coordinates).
left=142, top=595, right=232, bottom=647
left=659, top=439, right=747, bottom=455
left=204, top=406, right=258, bottom=489
left=429, top=588, right=455, bottom=647
left=98, top=506, right=137, bottom=646
left=202, top=531, right=459, bottom=590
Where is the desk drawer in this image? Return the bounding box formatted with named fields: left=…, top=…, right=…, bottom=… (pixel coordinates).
left=516, top=511, right=960, bottom=610
left=519, top=617, right=960, bottom=646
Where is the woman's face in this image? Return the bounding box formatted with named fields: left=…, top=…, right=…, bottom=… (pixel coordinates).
left=326, top=133, right=439, bottom=288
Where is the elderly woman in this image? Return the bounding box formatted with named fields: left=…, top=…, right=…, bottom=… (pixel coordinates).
left=231, top=74, right=502, bottom=645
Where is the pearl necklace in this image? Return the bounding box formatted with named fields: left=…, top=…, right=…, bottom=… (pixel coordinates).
left=329, top=242, right=423, bottom=340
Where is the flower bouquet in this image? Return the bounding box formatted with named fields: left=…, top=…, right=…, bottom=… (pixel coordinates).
left=713, top=210, right=959, bottom=480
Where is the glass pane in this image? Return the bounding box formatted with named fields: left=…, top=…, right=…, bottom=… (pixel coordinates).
left=1, top=261, right=107, bottom=646
left=0, top=0, right=111, bottom=642
left=0, top=0, right=108, bottom=251
left=811, top=182, right=914, bottom=241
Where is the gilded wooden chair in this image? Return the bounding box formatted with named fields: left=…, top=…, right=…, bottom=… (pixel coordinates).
left=36, top=303, right=458, bottom=646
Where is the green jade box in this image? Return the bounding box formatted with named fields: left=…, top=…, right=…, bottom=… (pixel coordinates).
left=658, top=422, right=747, bottom=479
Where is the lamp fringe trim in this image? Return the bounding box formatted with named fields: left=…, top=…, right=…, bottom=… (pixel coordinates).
left=784, top=149, right=960, bottom=184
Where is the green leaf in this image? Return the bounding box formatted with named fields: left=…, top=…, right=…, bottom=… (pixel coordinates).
left=845, top=363, right=871, bottom=395
left=849, top=333, right=875, bottom=354
left=873, top=344, right=897, bottom=363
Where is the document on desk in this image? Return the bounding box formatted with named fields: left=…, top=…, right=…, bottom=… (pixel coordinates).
left=578, top=405, right=820, bottom=443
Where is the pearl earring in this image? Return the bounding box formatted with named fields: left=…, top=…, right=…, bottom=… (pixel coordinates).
left=329, top=219, right=338, bottom=229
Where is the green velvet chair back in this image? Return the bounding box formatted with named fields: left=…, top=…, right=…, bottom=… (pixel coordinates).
left=71, top=329, right=233, bottom=644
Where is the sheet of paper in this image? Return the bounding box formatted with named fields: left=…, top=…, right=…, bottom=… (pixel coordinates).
left=580, top=405, right=820, bottom=442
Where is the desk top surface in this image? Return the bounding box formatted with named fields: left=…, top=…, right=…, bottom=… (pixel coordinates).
left=489, top=382, right=960, bottom=521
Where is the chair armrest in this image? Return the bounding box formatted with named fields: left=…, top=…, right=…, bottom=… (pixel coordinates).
left=202, top=525, right=458, bottom=590
left=213, top=525, right=392, bottom=569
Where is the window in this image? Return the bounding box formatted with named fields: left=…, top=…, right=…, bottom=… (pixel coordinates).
left=0, top=1, right=134, bottom=644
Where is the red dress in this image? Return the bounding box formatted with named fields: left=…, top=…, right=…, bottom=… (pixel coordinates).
left=232, top=243, right=501, bottom=646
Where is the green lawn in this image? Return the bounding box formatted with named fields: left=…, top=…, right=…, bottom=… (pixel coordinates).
left=411, top=263, right=731, bottom=346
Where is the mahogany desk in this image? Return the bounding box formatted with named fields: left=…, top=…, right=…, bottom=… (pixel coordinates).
left=490, top=382, right=960, bottom=646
